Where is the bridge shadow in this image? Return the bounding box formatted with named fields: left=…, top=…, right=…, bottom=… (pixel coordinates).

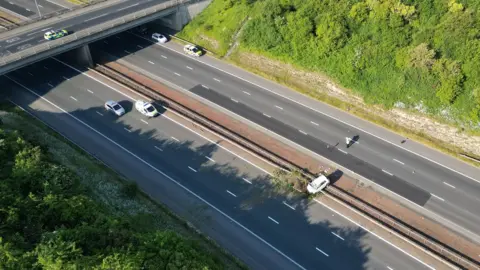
left=1, top=55, right=376, bottom=270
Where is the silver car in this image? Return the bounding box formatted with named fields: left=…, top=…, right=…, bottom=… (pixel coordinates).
left=105, top=100, right=125, bottom=116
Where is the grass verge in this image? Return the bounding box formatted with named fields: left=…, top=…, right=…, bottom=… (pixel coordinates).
left=0, top=101, right=246, bottom=269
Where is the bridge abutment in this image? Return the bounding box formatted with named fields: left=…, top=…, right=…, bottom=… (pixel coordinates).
left=75, top=44, right=94, bottom=68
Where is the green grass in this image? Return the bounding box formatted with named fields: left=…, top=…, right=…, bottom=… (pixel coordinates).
left=0, top=101, right=246, bottom=269
left=177, top=0, right=252, bottom=55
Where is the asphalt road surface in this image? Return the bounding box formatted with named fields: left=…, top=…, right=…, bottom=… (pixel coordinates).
left=0, top=0, right=68, bottom=19
left=90, top=30, right=480, bottom=242
left=2, top=57, right=435, bottom=270
left=0, top=0, right=170, bottom=57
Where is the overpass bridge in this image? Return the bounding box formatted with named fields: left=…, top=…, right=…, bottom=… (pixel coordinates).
left=0, top=0, right=210, bottom=75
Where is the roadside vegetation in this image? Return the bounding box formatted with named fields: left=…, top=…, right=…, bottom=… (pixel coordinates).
left=0, top=104, right=243, bottom=269
left=179, top=0, right=480, bottom=131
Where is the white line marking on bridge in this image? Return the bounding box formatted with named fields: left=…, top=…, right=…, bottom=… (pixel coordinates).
left=268, top=216, right=279, bottom=224
left=430, top=193, right=445, bottom=201
left=282, top=201, right=295, bottom=210
left=47, top=83, right=53, bottom=87
left=331, top=232, right=345, bottom=241
left=87, top=89, right=93, bottom=93
left=231, top=98, right=239, bottom=103
left=315, top=247, right=329, bottom=257
left=62, top=76, right=70, bottom=80
left=226, top=190, right=237, bottom=197
left=124, top=50, right=131, bottom=54
left=263, top=113, right=271, bottom=118
left=137, top=45, right=143, bottom=49
left=205, top=156, right=215, bottom=163
left=69, top=96, right=77, bottom=101
left=393, top=159, right=404, bottom=165
left=382, top=169, right=393, bottom=176
left=201, top=85, right=209, bottom=89
left=242, top=178, right=252, bottom=184
left=84, top=13, right=108, bottom=22
left=443, top=182, right=456, bottom=189
left=174, top=72, right=181, bottom=76
left=161, top=55, right=167, bottom=59
left=338, top=149, right=347, bottom=154
left=188, top=166, right=197, bottom=173
left=124, top=128, right=131, bottom=133
left=311, top=121, right=319, bottom=126
left=117, top=3, right=138, bottom=11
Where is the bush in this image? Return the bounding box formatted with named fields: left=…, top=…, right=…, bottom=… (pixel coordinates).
left=121, top=181, right=139, bottom=199
left=272, top=169, right=309, bottom=192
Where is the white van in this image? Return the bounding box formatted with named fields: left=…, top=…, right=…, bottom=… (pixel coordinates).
left=307, top=175, right=330, bottom=194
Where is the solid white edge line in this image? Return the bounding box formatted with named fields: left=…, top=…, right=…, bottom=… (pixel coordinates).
left=430, top=193, right=445, bottom=202
left=282, top=201, right=295, bottom=210
left=443, top=182, right=456, bottom=189
left=313, top=196, right=436, bottom=270
left=152, top=39, right=480, bottom=185
left=201, top=84, right=209, bottom=89
left=226, top=190, right=237, bottom=197
left=268, top=216, right=279, bottom=224
left=6, top=89, right=308, bottom=268
left=338, top=149, right=347, bottom=154
left=299, top=130, right=307, bottom=135
left=188, top=166, right=197, bottom=173
left=331, top=232, right=344, bottom=241
left=315, top=247, right=329, bottom=257
left=231, top=98, right=239, bottom=103
left=263, top=113, right=271, bottom=118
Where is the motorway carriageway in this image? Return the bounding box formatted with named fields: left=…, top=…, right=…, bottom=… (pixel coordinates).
left=90, top=30, right=480, bottom=241
left=2, top=57, right=435, bottom=270
left=0, top=0, right=169, bottom=57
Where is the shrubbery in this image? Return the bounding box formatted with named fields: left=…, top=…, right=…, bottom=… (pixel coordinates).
left=0, top=127, right=223, bottom=269
left=182, top=0, right=480, bottom=128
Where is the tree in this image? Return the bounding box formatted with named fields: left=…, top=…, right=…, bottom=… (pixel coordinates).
left=433, top=58, right=464, bottom=104
left=408, top=43, right=436, bottom=71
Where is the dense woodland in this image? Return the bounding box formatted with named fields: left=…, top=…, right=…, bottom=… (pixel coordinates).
left=180, top=0, right=480, bottom=128
left=0, top=127, right=223, bottom=269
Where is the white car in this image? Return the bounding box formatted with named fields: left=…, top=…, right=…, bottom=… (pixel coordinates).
left=105, top=100, right=125, bottom=116
left=152, top=33, right=167, bottom=43
left=306, top=175, right=330, bottom=194
left=183, top=44, right=203, bottom=57
left=135, top=100, right=159, bottom=117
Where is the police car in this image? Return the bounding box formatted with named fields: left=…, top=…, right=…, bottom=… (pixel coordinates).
left=135, top=100, right=159, bottom=117
left=183, top=44, right=203, bottom=57
left=44, top=29, right=69, bottom=40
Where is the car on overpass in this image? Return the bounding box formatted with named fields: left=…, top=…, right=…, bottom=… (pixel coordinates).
left=104, top=100, right=125, bottom=116
left=183, top=44, right=203, bottom=57
left=152, top=33, right=168, bottom=43
left=44, top=29, right=69, bottom=40
left=135, top=100, right=159, bottom=118
left=307, top=174, right=330, bottom=194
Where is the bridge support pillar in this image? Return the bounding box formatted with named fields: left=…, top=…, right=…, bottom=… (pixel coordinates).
left=75, top=44, right=94, bottom=68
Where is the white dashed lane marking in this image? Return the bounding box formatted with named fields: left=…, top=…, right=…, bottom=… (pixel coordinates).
left=299, top=130, right=307, bottom=135
left=331, top=232, right=344, bottom=241
left=47, top=83, right=53, bottom=87
left=243, top=91, right=251, bottom=95
left=201, top=85, right=209, bottom=89
left=186, top=66, right=193, bottom=70
left=393, top=159, right=404, bottom=165
left=148, top=61, right=155, bottom=65
left=311, top=121, right=319, bottom=126
left=268, top=216, right=279, bottom=224
left=174, top=72, right=181, bottom=76
left=382, top=169, right=393, bottom=176
left=338, top=149, right=347, bottom=154
left=188, top=166, right=197, bottom=173
left=275, top=105, right=283, bottom=110
left=70, top=96, right=77, bottom=101
left=430, top=193, right=445, bottom=201
left=443, top=182, right=456, bottom=189
left=63, top=76, right=70, bottom=81
left=141, top=119, right=148, bottom=125
left=263, top=113, right=271, bottom=118
left=282, top=201, right=295, bottom=210
left=213, top=78, right=221, bottom=82
left=205, top=156, right=215, bottom=163
left=161, top=55, right=167, bottom=59
left=242, top=178, right=252, bottom=184
left=154, top=146, right=163, bottom=152
left=171, top=136, right=180, bottom=142
left=226, top=190, right=237, bottom=197
left=87, top=89, right=93, bottom=93
left=315, top=247, right=329, bottom=257
left=231, top=98, right=239, bottom=103
left=96, top=111, right=103, bottom=116
left=124, top=128, right=131, bottom=133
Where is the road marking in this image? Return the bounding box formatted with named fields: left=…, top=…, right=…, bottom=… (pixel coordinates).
left=28, top=72, right=33, bottom=76
left=104, top=41, right=108, bottom=44
left=96, top=111, right=103, bottom=116
left=331, top=232, right=345, bottom=241
left=186, top=66, right=193, bottom=70
left=47, top=83, right=53, bottom=87
left=140, top=119, right=148, bottom=125
left=137, top=45, right=143, bottom=49
left=205, top=156, right=215, bottom=163
left=124, top=128, right=131, bottom=133
left=263, top=113, right=271, bottom=118
left=69, top=96, right=77, bottom=101
left=430, top=193, right=445, bottom=201
left=26, top=8, right=31, bottom=11
left=116, top=36, right=120, bottom=39
left=117, top=3, right=138, bottom=11
left=171, top=136, right=180, bottom=142
left=268, top=216, right=279, bottom=224
left=43, top=66, right=48, bottom=70
left=299, top=130, right=307, bottom=135
left=124, top=50, right=131, bottom=54
left=84, top=13, right=108, bottom=22
left=63, top=76, right=70, bottom=81
left=226, top=190, right=237, bottom=197
left=310, top=121, right=319, bottom=126
left=188, top=166, right=197, bottom=173
left=201, top=85, right=209, bottom=89
left=387, top=266, right=394, bottom=270
left=382, top=169, right=393, bottom=176
left=87, top=89, right=93, bottom=93
left=443, top=182, right=456, bottom=189
left=148, top=61, right=155, bottom=65
left=275, top=105, right=283, bottom=110
left=243, top=91, right=251, bottom=95
left=7, top=77, right=308, bottom=270
left=282, top=201, right=295, bottom=210
left=315, top=247, right=329, bottom=257
left=242, top=178, right=252, bottom=184
left=154, top=146, right=163, bottom=151
left=174, top=72, right=181, bottom=76
left=161, top=55, right=167, bottom=59
left=38, top=4, right=43, bottom=7
left=213, top=78, right=221, bottom=82
left=231, top=98, right=239, bottom=103
left=393, top=159, right=404, bottom=165
left=338, top=149, right=348, bottom=154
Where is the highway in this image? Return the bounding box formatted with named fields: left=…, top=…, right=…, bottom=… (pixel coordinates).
left=0, top=0, right=67, bottom=19
left=90, top=30, right=480, bottom=241
left=0, top=0, right=172, bottom=58
left=2, top=57, right=435, bottom=270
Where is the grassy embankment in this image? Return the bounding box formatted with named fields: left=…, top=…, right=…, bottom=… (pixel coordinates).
left=178, top=0, right=480, bottom=165
left=0, top=102, right=245, bottom=269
